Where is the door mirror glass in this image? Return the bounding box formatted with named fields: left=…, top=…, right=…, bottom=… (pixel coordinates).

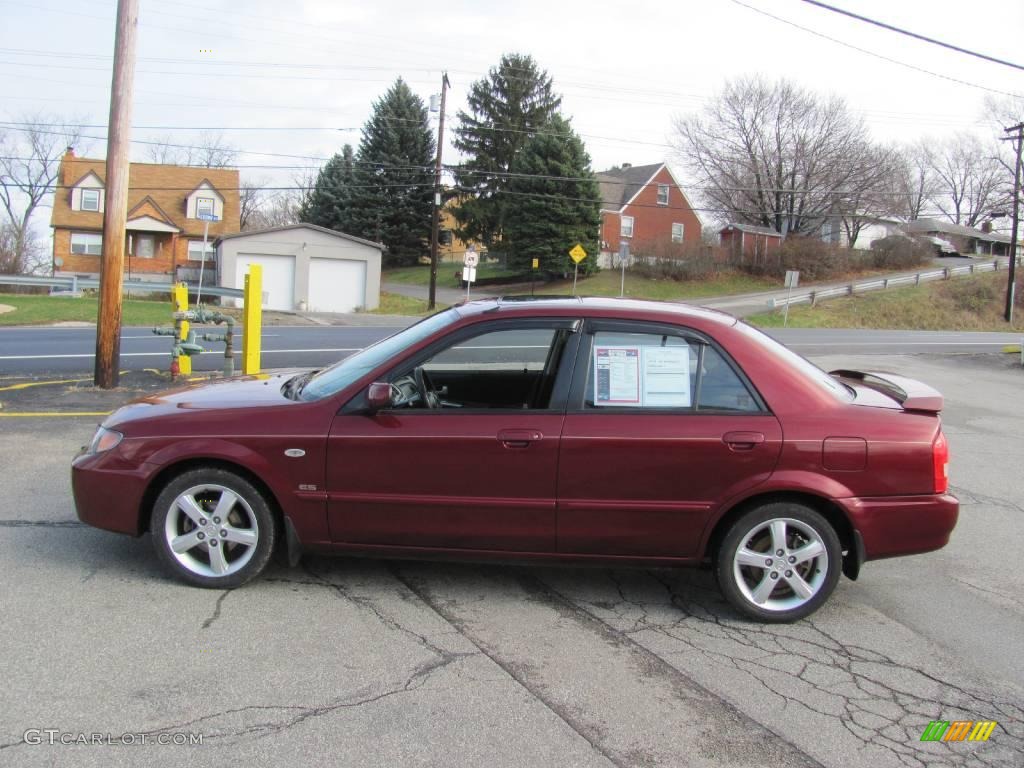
left=366, top=381, right=392, bottom=410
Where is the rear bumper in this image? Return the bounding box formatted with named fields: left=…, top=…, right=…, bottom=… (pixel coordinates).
left=837, top=493, right=958, bottom=561
left=72, top=450, right=152, bottom=536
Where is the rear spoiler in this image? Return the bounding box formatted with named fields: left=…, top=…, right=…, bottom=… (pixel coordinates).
left=829, top=370, right=943, bottom=413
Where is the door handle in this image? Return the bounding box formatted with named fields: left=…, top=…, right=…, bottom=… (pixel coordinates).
left=723, top=431, right=765, bottom=451
left=497, top=429, right=542, bottom=448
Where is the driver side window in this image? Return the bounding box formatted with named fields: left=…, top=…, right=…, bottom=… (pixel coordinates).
left=395, top=325, right=571, bottom=410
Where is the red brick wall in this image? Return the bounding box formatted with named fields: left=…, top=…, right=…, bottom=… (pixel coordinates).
left=600, top=167, right=702, bottom=255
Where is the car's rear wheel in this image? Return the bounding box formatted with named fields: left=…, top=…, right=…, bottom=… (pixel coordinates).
left=716, top=502, right=841, bottom=622
left=151, top=468, right=275, bottom=588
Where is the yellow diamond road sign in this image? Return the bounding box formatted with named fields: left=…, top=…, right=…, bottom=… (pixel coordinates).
left=569, top=244, right=587, bottom=264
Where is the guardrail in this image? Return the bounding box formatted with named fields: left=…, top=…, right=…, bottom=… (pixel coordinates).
left=769, top=256, right=1020, bottom=309
left=0, top=274, right=244, bottom=299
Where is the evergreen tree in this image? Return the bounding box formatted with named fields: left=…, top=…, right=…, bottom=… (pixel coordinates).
left=503, top=116, right=601, bottom=277
left=452, top=53, right=561, bottom=250
left=299, top=145, right=354, bottom=232
left=345, top=79, right=435, bottom=267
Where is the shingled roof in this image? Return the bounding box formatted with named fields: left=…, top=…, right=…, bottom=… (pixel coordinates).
left=594, top=163, right=665, bottom=211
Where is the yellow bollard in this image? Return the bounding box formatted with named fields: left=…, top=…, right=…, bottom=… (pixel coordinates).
left=173, top=282, right=191, bottom=376
left=242, top=264, right=262, bottom=375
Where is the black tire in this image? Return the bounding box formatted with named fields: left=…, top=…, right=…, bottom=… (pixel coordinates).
left=151, top=467, right=275, bottom=589
left=715, top=502, right=841, bottom=622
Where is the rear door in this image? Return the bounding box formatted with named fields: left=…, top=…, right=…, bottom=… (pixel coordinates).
left=556, top=320, right=783, bottom=557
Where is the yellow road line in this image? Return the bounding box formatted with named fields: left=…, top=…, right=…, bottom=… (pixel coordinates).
left=0, top=377, right=91, bottom=392
left=0, top=411, right=111, bottom=417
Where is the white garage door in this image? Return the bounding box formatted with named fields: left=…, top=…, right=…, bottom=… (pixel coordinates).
left=308, top=258, right=367, bottom=313
left=235, top=253, right=295, bottom=311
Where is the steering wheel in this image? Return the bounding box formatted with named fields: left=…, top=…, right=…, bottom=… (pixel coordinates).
left=413, top=366, right=440, bottom=409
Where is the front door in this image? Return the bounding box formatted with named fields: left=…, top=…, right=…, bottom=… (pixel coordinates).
left=326, top=319, right=580, bottom=552
left=557, top=322, right=783, bottom=558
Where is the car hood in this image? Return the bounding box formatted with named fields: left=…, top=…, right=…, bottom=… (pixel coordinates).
left=105, top=369, right=310, bottom=427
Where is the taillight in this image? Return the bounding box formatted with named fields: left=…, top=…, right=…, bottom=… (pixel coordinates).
left=932, top=430, right=949, bottom=494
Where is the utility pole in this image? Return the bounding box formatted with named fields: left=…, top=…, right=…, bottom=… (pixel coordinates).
left=1004, top=123, right=1023, bottom=323
left=427, top=72, right=450, bottom=311
left=94, top=0, right=139, bottom=388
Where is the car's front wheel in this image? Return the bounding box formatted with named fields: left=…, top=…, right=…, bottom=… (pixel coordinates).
left=716, top=502, right=841, bottom=622
left=151, top=468, right=275, bottom=588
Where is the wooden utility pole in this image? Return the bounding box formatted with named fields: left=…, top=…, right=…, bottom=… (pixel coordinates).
left=1004, top=123, right=1023, bottom=324
left=427, top=72, right=450, bottom=311
left=94, top=0, right=139, bottom=388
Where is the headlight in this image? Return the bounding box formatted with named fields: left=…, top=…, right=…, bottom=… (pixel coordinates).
left=88, top=426, right=124, bottom=454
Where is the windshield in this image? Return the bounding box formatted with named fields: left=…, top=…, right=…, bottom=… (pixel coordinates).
left=734, top=322, right=853, bottom=402
left=299, top=309, right=459, bottom=401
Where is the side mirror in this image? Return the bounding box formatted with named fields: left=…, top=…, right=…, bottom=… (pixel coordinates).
left=366, top=381, right=392, bottom=411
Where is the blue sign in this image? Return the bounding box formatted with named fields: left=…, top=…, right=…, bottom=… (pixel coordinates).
left=197, top=213, right=219, bottom=222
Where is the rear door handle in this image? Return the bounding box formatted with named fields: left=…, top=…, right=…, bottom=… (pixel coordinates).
left=723, top=431, right=765, bottom=451
left=497, top=429, right=542, bottom=448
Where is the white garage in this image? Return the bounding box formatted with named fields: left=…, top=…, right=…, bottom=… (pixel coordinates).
left=217, top=224, right=383, bottom=313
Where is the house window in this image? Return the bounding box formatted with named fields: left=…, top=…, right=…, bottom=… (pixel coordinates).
left=81, top=189, right=100, bottom=212
left=188, top=240, right=216, bottom=261
left=621, top=215, right=634, bottom=238
left=657, top=184, right=669, bottom=206
left=196, top=197, right=215, bottom=218
left=672, top=223, right=684, bottom=243
left=134, top=235, right=156, bottom=259
left=70, top=232, right=102, bottom=256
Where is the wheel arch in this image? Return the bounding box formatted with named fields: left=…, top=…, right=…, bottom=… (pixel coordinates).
left=705, top=490, right=861, bottom=580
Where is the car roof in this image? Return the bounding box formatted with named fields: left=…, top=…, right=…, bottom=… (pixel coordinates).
left=454, top=295, right=738, bottom=326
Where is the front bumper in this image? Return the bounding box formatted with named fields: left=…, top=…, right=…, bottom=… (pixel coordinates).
left=72, top=449, right=153, bottom=536
left=838, top=493, right=959, bottom=561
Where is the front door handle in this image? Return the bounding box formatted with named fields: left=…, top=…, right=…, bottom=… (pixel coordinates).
left=723, top=431, right=765, bottom=451
left=497, top=429, right=542, bottom=449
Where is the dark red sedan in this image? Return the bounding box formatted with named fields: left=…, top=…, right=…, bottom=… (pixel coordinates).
left=72, top=297, right=957, bottom=622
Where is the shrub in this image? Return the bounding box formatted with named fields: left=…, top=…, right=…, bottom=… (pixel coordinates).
left=735, top=236, right=855, bottom=281
left=628, top=241, right=722, bottom=282
left=869, top=236, right=931, bottom=271
left=947, top=279, right=999, bottom=314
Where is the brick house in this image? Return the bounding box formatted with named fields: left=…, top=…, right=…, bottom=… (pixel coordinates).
left=595, top=162, right=702, bottom=265
left=50, top=150, right=240, bottom=284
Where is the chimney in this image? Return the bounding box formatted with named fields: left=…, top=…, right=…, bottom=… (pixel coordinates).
left=621, top=162, right=631, bottom=169
left=62, top=147, right=76, bottom=184
left=981, top=221, right=992, bottom=233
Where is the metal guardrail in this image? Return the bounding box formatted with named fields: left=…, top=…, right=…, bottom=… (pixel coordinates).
left=768, top=257, right=1020, bottom=309
left=0, top=274, right=244, bottom=299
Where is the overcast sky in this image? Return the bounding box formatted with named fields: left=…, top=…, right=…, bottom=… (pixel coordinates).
left=2, top=0, right=1023, bottom=225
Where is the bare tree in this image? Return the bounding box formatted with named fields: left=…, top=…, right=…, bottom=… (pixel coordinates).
left=0, top=114, right=84, bottom=273
left=927, top=132, right=1007, bottom=226
left=143, top=131, right=238, bottom=168
left=671, top=77, right=900, bottom=237
left=239, top=176, right=266, bottom=231
left=838, top=143, right=906, bottom=247
left=895, top=141, right=938, bottom=221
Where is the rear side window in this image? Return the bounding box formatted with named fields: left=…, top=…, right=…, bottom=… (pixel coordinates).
left=583, top=331, right=759, bottom=412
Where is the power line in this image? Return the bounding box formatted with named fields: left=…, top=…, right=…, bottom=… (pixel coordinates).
left=729, top=0, right=1021, bottom=98
left=800, top=0, right=1024, bottom=73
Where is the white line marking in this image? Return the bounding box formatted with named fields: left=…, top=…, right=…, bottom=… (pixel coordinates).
left=0, top=348, right=361, bottom=361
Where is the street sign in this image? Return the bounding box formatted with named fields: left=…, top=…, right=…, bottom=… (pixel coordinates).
left=462, top=266, right=477, bottom=283
left=784, top=270, right=800, bottom=288
left=464, top=250, right=479, bottom=268
left=569, top=243, right=587, bottom=264
left=532, top=258, right=539, bottom=269
left=197, top=213, right=219, bottom=222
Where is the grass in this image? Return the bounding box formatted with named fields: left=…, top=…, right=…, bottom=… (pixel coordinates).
left=0, top=292, right=216, bottom=327
left=747, top=271, right=1024, bottom=332
left=534, top=269, right=777, bottom=301
left=384, top=263, right=526, bottom=286
left=366, top=292, right=449, bottom=316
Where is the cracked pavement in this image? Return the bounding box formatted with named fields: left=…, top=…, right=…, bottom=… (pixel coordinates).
left=0, top=353, right=1021, bottom=766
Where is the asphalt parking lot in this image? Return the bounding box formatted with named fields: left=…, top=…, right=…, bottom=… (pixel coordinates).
left=0, top=352, right=1021, bottom=767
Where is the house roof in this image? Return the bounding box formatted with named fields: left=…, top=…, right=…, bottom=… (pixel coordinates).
left=50, top=154, right=240, bottom=238
left=216, top=223, right=386, bottom=251
left=720, top=223, right=782, bottom=237
left=594, top=163, right=665, bottom=211
left=903, top=218, right=1011, bottom=244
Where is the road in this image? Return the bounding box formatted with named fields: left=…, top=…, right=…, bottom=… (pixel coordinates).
left=0, top=351, right=1020, bottom=767
left=2, top=322, right=1022, bottom=376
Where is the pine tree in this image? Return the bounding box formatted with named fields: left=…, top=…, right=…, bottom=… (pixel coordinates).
left=345, top=79, right=435, bottom=267
left=452, top=53, right=561, bottom=250
left=300, top=145, right=355, bottom=232
left=503, top=116, right=601, bottom=276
